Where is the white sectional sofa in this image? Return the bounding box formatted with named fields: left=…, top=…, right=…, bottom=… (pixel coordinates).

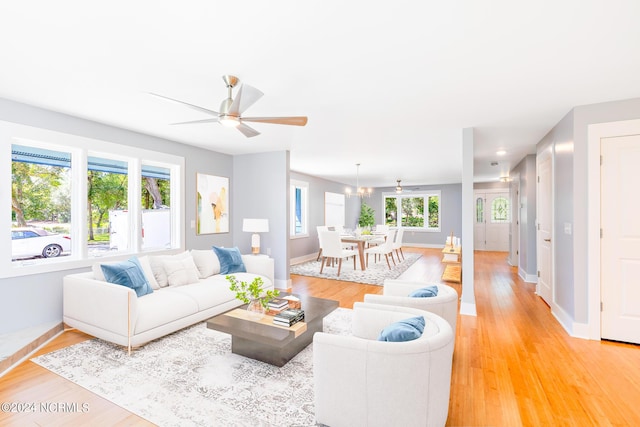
left=63, top=249, right=274, bottom=353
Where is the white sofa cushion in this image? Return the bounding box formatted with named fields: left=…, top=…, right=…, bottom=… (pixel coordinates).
left=148, top=251, right=190, bottom=287
left=163, top=255, right=200, bottom=287
left=134, top=290, right=199, bottom=334
left=190, top=249, right=221, bottom=278
left=163, top=282, right=237, bottom=311
left=138, top=255, right=160, bottom=290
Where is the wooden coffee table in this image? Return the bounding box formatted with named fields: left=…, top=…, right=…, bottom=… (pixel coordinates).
left=206, top=294, right=339, bottom=367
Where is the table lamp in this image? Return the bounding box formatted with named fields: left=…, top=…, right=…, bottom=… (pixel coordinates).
left=242, top=218, right=269, bottom=255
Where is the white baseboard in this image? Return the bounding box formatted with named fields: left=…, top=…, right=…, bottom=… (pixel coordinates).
left=459, top=302, right=477, bottom=316
left=550, top=303, right=590, bottom=340
left=275, top=278, right=292, bottom=290
left=403, top=243, right=446, bottom=249
left=518, top=267, right=537, bottom=283
left=290, top=253, right=317, bottom=266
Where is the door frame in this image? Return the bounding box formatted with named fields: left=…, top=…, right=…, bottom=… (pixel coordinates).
left=587, top=118, right=640, bottom=340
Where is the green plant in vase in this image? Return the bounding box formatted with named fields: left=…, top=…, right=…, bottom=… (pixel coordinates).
left=358, top=202, right=375, bottom=229
left=226, top=275, right=280, bottom=318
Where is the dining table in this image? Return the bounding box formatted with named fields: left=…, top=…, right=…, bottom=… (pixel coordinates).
left=340, top=233, right=385, bottom=271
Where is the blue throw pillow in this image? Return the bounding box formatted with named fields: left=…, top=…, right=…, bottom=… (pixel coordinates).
left=101, top=257, right=154, bottom=297
left=212, top=246, right=247, bottom=274
left=378, top=316, right=425, bottom=342
left=408, top=285, right=439, bottom=298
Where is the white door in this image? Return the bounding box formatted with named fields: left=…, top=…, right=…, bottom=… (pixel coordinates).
left=601, top=134, right=640, bottom=344
left=485, top=192, right=510, bottom=251
left=537, top=151, right=553, bottom=306
left=474, top=193, right=486, bottom=250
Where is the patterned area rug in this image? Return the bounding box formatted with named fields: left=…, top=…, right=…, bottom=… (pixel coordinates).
left=291, top=252, right=421, bottom=285
left=32, top=308, right=353, bottom=427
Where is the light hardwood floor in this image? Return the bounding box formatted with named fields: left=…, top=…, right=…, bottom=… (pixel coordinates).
left=1, top=248, right=639, bottom=426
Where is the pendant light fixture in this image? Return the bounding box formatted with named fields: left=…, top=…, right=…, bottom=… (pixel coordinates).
left=345, top=163, right=372, bottom=198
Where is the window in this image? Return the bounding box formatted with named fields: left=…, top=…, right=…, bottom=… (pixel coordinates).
left=290, top=179, right=308, bottom=237
left=384, top=191, right=440, bottom=231
left=3, top=121, right=184, bottom=277
left=476, top=197, right=484, bottom=223
left=491, top=196, right=510, bottom=223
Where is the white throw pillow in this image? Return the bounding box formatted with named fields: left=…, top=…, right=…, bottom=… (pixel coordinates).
left=190, top=249, right=221, bottom=278
left=138, top=255, right=160, bottom=290
left=148, top=251, right=190, bottom=287
left=163, top=255, right=200, bottom=287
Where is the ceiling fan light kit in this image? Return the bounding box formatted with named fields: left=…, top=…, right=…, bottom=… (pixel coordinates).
left=150, top=75, right=307, bottom=138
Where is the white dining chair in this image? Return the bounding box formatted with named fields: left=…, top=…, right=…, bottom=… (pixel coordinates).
left=393, top=228, right=405, bottom=261
left=319, top=230, right=358, bottom=277
left=316, top=225, right=329, bottom=261
left=364, top=229, right=397, bottom=269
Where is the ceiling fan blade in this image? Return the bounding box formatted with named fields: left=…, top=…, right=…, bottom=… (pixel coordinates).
left=241, top=116, right=308, bottom=126
left=236, top=122, right=261, bottom=138
left=148, top=92, right=219, bottom=116
left=170, top=118, right=220, bottom=125
left=228, top=84, right=264, bottom=115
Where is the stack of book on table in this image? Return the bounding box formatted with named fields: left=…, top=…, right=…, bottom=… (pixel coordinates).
left=267, top=298, right=289, bottom=314
left=273, top=308, right=305, bottom=327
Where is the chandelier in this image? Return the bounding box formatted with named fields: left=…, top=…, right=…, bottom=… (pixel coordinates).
left=345, top=163, right=372, bottom=198
left=395, top=179, right=403, bottom=194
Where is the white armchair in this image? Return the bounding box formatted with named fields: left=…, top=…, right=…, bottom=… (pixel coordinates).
left=314, top=302, right=454, bottom=427
left=364, top=279, right=459, bottom=333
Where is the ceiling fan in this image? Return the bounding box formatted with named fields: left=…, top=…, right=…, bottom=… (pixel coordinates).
left=149, top=75, right=308, bottom=138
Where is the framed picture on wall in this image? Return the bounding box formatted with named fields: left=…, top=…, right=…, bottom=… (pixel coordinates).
left=196, top=173, right=229, bottom=234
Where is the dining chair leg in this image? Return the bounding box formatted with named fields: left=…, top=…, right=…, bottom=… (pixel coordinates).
left=400, top=247, right=405, bottom=260
left=316, top=248, right=322, bottom=261
left=384, top=254, right=391, bottom=269
left=337, top=258, right=343, bottom=277
left=320, top=257, right=326, bottom=274
left=390, top=252, right=397, bottom=266
left=366, top=253, right=369, bottom=268
left=353, top=255, right=356, bottom=270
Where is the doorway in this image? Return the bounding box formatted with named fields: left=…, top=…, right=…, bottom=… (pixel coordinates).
left=474, top=190, right=510, bottom=252
left=536, top=148, right=553, bottom=306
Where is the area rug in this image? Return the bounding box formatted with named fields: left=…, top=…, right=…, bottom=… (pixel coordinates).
left=290, top=252, right=421, bottom=285
left=32, top=308, right=353, bottom=427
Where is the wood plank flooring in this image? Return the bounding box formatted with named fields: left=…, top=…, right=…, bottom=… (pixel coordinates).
left=1, top=248, right=639, bottom=426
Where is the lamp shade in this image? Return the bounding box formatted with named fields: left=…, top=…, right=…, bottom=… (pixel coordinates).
left=242, top=218, right=269, bottom=233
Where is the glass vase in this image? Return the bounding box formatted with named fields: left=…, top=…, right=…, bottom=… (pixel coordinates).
left=246, top=298, right=265, bottom=320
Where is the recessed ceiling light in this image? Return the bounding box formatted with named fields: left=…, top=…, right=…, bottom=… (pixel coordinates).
left=496, top=150, right=507, bottom=156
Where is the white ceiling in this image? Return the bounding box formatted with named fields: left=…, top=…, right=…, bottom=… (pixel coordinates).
left=1, top=1, right=640, bottom=187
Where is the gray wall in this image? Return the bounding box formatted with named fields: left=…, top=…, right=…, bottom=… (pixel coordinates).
left=0, top=97, right=233, bottom=335
left=233, top=151, right=290, bottom=286
left=536, top=97, right=640, bottom=325
left=510, top=154, right=537, bottom=279
left=288, top=171, right=359, bottom=260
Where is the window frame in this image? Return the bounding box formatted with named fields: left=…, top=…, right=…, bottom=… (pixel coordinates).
left=2, top=120, right=185, bottom=278
left=290, top=179, right=309, bottom=238
left=382, top=190, right=441, bottom=232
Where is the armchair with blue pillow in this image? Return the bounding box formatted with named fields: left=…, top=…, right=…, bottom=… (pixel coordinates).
left=364, top=279, right=459, bottom=334
left=313, top=302, right=454, bottom=427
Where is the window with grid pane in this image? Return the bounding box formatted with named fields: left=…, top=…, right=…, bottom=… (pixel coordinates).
left=491, top=197, right=510, bottom=223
